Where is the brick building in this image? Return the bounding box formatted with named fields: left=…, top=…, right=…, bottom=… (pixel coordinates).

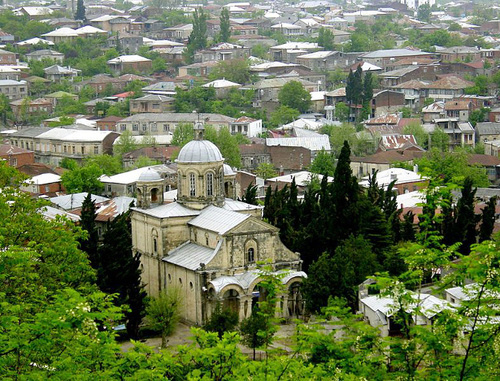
left=0, top=144, right=34, bottom=167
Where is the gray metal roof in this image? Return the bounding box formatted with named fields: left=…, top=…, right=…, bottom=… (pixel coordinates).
left=188, top=205, right=250, bottom=235
left=121, top=113, right=235, bottom=123
left=362, top=49, right=431, bottom=59
left=163, top=240, right=219, bottom=270
left=476, top=122, right=500, bottom=135
left=50, top=192, right=109, bottom=210
left=133, top=201, right=200, bottom=218
left=9, top=127, right=51, bottom=138
left=177, top=140, right=223, bottom=163
left=266, top=135, right=331, bottom=152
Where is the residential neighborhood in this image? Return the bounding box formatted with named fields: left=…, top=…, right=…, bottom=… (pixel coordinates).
left=3, top=0, right=500, bottom=378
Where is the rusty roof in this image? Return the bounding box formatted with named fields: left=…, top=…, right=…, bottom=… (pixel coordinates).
left=426, top=75, right=474, bottom=90
left=444, top=100, right=470, bottom=110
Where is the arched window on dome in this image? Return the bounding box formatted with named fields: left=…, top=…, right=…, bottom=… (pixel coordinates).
left=189, top=173, right=196, bottom=197
left=206, top=172, right=213, bottom=196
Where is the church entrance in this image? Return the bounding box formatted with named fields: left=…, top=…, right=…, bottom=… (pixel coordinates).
left=222, top=289, right=240, bottom=314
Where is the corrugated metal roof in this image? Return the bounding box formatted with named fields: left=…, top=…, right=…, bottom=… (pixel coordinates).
left=133, top=201, right=200, bottom=218
left=163, top=240, right=218, bottom=270
left=50, top=192, right=109, bottom=210
left=188, top=205, right=250, bottom=234
left=266, top=135, right=331, bottom=152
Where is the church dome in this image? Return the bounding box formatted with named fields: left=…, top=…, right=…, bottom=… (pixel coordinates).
left=177, top=140, right=223, bottom=163
left=223, top=164, right=235, bottom=176
left=138, top=168, right=161, bottom=181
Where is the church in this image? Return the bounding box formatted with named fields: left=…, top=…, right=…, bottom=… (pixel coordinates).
left=131, top=123, right=306, bottom=325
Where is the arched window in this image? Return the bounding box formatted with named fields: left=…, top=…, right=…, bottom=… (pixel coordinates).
left=153, top=238, right=157, bottom=253
left=206, top=172, right=213, bottom=196
left=189, top=173, right=196, bottom=196
left=247, top=247, right=255, bottom=263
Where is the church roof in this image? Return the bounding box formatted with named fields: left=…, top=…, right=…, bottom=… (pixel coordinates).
left=177, top=139, right=223, bottom=163
left=133, top=202, right=200, bottom=218
left=188, top=205, right=250, bottom=234
left=163, top=240, right=219, bottom=270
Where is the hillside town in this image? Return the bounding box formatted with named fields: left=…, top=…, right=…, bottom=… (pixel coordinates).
left=3, top=0, right=500, bottom=378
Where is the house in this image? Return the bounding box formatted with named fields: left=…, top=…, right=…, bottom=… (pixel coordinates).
left=90, top=15, right=131, bottom=33
left=0, top=49, right=17, bottom=66
left=0, top=144, right=34, bottom=167
left=96, top=116, right=124, bottom=131
left=377, top=134, right=423, bottom=152
left=391, top=80, right=430, bottom=110
left=20, top=173, right=63, bottom=196
left=270, top=42, right=320, bottom=63
left=266, top=171, right=333, bottom=193
left=372, top=90, right=406, bottom=117
left=163, top=24, right=193, bottom=41
left=122, top=146, right=177, bottom=168
left=430, top=119, right=475, bottom=150
left=0, top=67, right=21, bottom=81
left=439, top=46, right=481, bottom=62
left=422, top=101, right=445, bottom=122
left=444, top=100, right=471, bottom=122
left=194, top=43, right=250, bottom=63
left=142, top=81, right=178, bottom=96
left=266, top=134, right=331, bottom=158
left=100, top=164, right=177, bottom=197
left=45, top=91, right=78, bottom=106
left=15, top=6, right=53, bottom=19
left=74, top=25, right=108, bottom=38
left=270, top=23, right=302, bottom=37
left=350, top=150, right=424, bottom=179
left=8, top=127, right=120, bottom=166
left=44, top=65, right=81, bottom=82
left=178, top=61, right=219, bottom=78
left=107, top=55, right=152, bottom=75
left=360, top=48, right=434, bottom=69
left=202, top=79, right=241, bottom=98
left=129, top=94, right=175, bottom=114
left=359, top=167, right=427, bottom=195
left=252, top=77, right=317, bottom=111
left=10, top=98, right=53, bottom=121
left=0, top=80, right=28, bottom=101
left=26, top=49, right=65, bottom=63
left=15, top=37, right=54, bottom=48
left=0, top=29, right=15, bottom=44
left=296, top=51, right=344, bottom=72
left=114, top=34, right=144, bottom=54
left=379, top=66, right=422, bottom=88
left=130, top=127, right=305, bottom=325
left=230, top=117, right=262, bottom=138
left=74, top=74, right=126, bottom=95
left=117, top=113, right=235, bottom=135
left=476, top=122, right=500, bottom=144
left=424, top=75, right=474, bottom=102
left=41, top=28, right=80, bottom=43
left=50, top=192, right=109, bottom=211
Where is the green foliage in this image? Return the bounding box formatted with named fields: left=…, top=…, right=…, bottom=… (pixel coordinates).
left=321, top=123, right=375, bottom=157
left=0, top=11, right=53, bottom=41
left=205, top=125, right=241, bottom=168
left=335, top=102, right=349, bottom=122
left=47, top=116, right=75, bottom=127
left=251, top=44, right=269, bottom=59
left=416, top=149, right=489, bottom=187
left=209, top=59, right=255, bottom=84
left=242, top=182, right=258, bottom=205
left=203, top=302, right=239, bottom=339
left=469, top=107, right=490, bottom=127
left=219, top=7, right=231, bottom=43
left=132, top=156, right=161, bottom=169
left=172, top=122, right=195, bottom=147
left=317, top=27, right=335, bottom=50
left=85, top=154, right=123, bottom=175
left=146, top=287, right=182, bottom=347
left=75, top=0, right=86, bottom=21
left=403, top=122, right=429, bottom=148
left=114, top=130, right=138, bottom=157
left=269, top=105, right=300, bottom=127
left=174, top=86, right=216, bottom=113
left=60, top=162, right=104, bottom=194
left=309, top=148, right=335, bottom=177
left=417, top=4, right=431, bottom=22
left=79, top=193, right=99, bottom=269
left=430, top=127, right=450, bottom=152
left=185, top=8, right=208, bottom=63
left=278, top=81, right=312, bottom=113
left=256, top=162, right=277, bottom=179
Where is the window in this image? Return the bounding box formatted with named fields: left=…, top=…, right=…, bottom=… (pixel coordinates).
left=63, top=145, right=67, bottom=153
left=151, top=123, right=157, bottom=131
left=72, top=146, right=76, bottom=154
left=189, top=173, right=196, bottom=196
left=247, top=248, right=255, bottom=263
left=94, top=146, right=99, bottom=154
left=152, top=103, right=159, bottom=109
left=206, top=173, right=213, bottom=196
left=132, top=123, right=139, bottom=131
left=163, top=124, right=170, bottom=132
left=142, top=123, right=147, bottom=131
left=81, top=146, right=85, bottom=155
left=153, top=238, right=157, bottom=253
left=120, top=124, right=126, bottom=131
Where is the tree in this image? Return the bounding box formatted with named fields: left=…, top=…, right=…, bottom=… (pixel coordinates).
left=61, top=162, right=104, bottom=194
left=185, top=8, right=208, bottom=63
left=256, top=162, right=277, bottom=179
left=114, top=130, right=138, bottom=156
left=278, top=81, right=312, bottom=113
left=205, top=125, right=242, bottom=168
left=335, top=102, right=349, bottom=122
left=172, top=123, right=195, bottom=147
left=203, top=302, right=239, bottom=338
left=469, top=107, right=490, bottom=127
left=403, top=122, right=429, bottom=148
left=85, top=154, right=123, bottom=175
left=309, top=148, right=335, bottom=176
left=209, top=59, right=254, bottom=84
left=219, top=7, right=231, bottom=43
left=479, top=196, right=496, bottom=242
left=240, top=307, right=269, bottom=360
left=430, top=127, right=450, bottom=151
left=317, top=27, right=335, bottom=50
left=242, top=183, right=258, bottom=205
left=269, top=105, right=300, bottom=127
left=146, top=287, right=182, bottom=348
left=79, top=193, right=99, bottom=269
left=417, top=4, right=431, bottom=22
left=75, top=0, right=86, bottom=21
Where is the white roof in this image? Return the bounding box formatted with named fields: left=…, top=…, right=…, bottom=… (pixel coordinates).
left=39, top=205, right=80, bottom=222
left=360, top=168, right=424, bottom=189
left=272, top=42, right=319, bottom=50
left=266, top=135, right=331, bottom=152
left=36, top=128, right=115, bottom=143
left=42, top=28, right=79, bottom=38
left=271, top=23, right=301, bottom=29
left=145, top=39, right=184, bottom=47
left=26, top=173, right=61, bottom=185
left=297, top=50, right=336, bottom=59
left=75, top=25, right=108, bottom=35
left=107, top=55, right=151, bottom=64
left=267, top=171, right=333, bottom=187
left=222, top=198, right=263, bottom=213
left=188, top=205, right=250, bottom=235
left=112, top=135, right=173, bottom=146
left=133, top=201, right=200, bottom=218
left=264, top=11, right=281, bottom=18
left=282, top=118, right=323, bottom=130
left=359, top=62, right=382, bottom=71
left=202, top=79, right=241, bottom=88
left=17, top=37, right=54, bottom=46
left=250, top=62, right=298, bottom=71
left=310, top=91, right=326, bottom=101
left=17, top=6, right=53, bottom=16
left=164, top=240, right=220, bottom=270
left=90, top=14, right=130, bottom=22
left=50, top=193, right=109, bottom=210
left=100, top=166, right=161, bottom=185
left=396, top=190, right=426, bottom=208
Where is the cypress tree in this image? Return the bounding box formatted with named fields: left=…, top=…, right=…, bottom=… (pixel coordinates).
left=75, top=0, right=86, bottom=21
left=479, top=196, right=497, bottom=242
left=363, top=71, right=374, bottom=103
left=219, top=8, right=231, bottom=42
left=242, top=183, right=258, bottom=205
left=79, top=193, right=99, bottom=269
left=455, top=177, right=478, bottom=254
left=98, top=212, right=146, bottom=338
